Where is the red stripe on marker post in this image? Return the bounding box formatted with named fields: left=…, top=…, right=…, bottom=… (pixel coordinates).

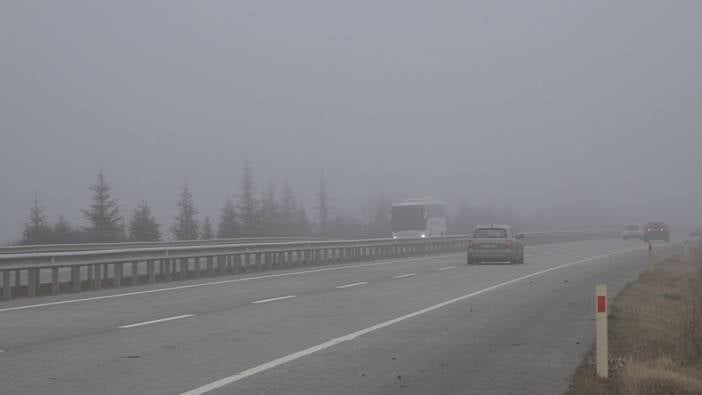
left=597, top=295, right=606, bottom=313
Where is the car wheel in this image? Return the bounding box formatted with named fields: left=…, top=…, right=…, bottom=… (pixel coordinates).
left=519, top=254, right=525, bottom=264
left=467, top=257, right=473, bottom=265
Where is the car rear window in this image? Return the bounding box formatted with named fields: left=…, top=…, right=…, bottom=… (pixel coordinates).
left=474, top=228, right=508, bottom=238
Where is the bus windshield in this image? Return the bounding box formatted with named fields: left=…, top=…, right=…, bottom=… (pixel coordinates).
left=391, top=205, right=426, bottom=231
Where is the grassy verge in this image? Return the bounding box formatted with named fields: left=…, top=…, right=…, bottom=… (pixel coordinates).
left=568, top=244, right=702, bottom=394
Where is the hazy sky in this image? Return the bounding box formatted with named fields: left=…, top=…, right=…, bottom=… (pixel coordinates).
left=1, top=1, right=701, bottom=243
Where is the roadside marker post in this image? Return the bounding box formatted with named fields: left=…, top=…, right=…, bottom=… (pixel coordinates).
left=595, top=284, right=608, bottom=379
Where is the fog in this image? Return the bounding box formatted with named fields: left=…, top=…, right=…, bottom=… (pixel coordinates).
left=1, top=1, right=701, bottom=243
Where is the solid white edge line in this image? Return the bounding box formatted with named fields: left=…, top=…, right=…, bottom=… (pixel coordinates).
left=0, top=253, right=463, bottom=313
left=336, top=282, right=368, bottom=289
left=251, top=295, right=297, bottom=304
left=180, top=246, right=646, bottom=395
left=118, top=314, right=195, bottom=329
left=394, top=273, right=416, bottom=279
left=437, top=266, right=456, bottom=271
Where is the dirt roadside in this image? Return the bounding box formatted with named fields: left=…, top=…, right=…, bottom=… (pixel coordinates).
left=567, top=241, right=702, bottom=394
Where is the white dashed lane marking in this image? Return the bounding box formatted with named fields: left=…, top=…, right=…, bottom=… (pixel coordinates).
left=119, top=314, right=195, bottom=329
left=336, top=282, right=368, bottom=289
left=251, top=295, right=298, bottom=304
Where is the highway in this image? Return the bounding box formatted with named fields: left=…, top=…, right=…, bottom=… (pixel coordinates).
left=0, top=238, right=681, bottom=394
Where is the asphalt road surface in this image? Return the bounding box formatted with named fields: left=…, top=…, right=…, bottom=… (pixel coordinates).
left=0, top=238, right=682, bottom=394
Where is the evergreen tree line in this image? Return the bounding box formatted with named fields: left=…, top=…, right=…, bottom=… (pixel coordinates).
left=19, top=161, right=393, bottom=245
left=20, top=163, right=562, bottom=246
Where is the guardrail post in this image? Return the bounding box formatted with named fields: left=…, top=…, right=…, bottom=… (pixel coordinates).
left=87, top=264, right=93, bottom=284
left=114, top=262, right=123, bottom=287
left=255, top=253, right=262, bottom=271
left=71, top=266, right=81, bottom=292
left=51, top=267, right=59, bottom=295
left=265, top=252, right=273, bottom=271
left=215, top=256, right=223, bottom=275
left=179, top=258, right=187, bottom=280
left=2, top=270, right=11, bottom=300
left=15, top=270, right=21, bottom=294
left=94, top=264, right=102, bottom=289
left=206, top=256, right=214, bottom=276
left=163, top=259, right=171, bottom=281
left=232, top=255, right=240, bottom=274
left=27, top=268, right=38, bottom=297
left=147, top=260, right=155, bottom=283
left=194, top=257, right=201, bottom=278
left=131, top=262, right=139, bottom=285
left=241, top=254, right=248, bottom=272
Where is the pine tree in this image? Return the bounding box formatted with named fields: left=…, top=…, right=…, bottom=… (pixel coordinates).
left=52, top=215, right=76, bottom=244
left=279, top=180, right=297, bottom=236
left=129, top=201, right=162, bottom=241
left=330, top=211, right=364, bottom=239
left=237, top=159, right=261, bottom=236
left=201, top=216, right=214, bottom=239
left=315, top=170, right=330, bottom=236
left=82, top=171, right=124, bottom=242
left=294, top=205, right=312, bottom=237
left=367, top=193, right=391, bottom=237
left=218, top=199, right=239, bottom=238
left=171, top=182, right=200, bottom=240
left=260, top=180, right=279, bottom=236
left=22, top=197, right=53, bottom=244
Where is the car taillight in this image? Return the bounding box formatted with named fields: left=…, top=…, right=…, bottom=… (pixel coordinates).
left=506, top=240, right=513, bottom=248
left=647, top=228, right=652, bottom=232
left=468, top=240, right=475, bottom=248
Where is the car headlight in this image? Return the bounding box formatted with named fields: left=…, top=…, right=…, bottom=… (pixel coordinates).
left=420, top=234, right=427, bottom=238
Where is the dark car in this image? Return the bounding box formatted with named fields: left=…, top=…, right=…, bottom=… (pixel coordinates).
left=467, top=225, right=525, bottom=265
left=644, top=222, right=670, bottom=242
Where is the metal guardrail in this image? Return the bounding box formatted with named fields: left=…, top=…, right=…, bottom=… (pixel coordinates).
left=0, top=237, right=329, bottom=254
left=0, top=230, right=618, bottom=301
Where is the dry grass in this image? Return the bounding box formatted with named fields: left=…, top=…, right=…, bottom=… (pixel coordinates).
left=621, top=358, right=702, bottom=395
left=568, top=250, right=702, bottom=394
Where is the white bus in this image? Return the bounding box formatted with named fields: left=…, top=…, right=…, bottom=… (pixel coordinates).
left=391, top=199, right=447, bottom=239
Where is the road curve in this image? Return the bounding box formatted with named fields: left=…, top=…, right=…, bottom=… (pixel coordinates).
left=0, top=238, right=681, bottom=394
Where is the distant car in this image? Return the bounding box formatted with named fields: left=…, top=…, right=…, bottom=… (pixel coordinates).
left=643, top=222, right=670, bottom=242
left=467, top=225, right=525, bottom=265
left=621, top=224, right=644, bottom=240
